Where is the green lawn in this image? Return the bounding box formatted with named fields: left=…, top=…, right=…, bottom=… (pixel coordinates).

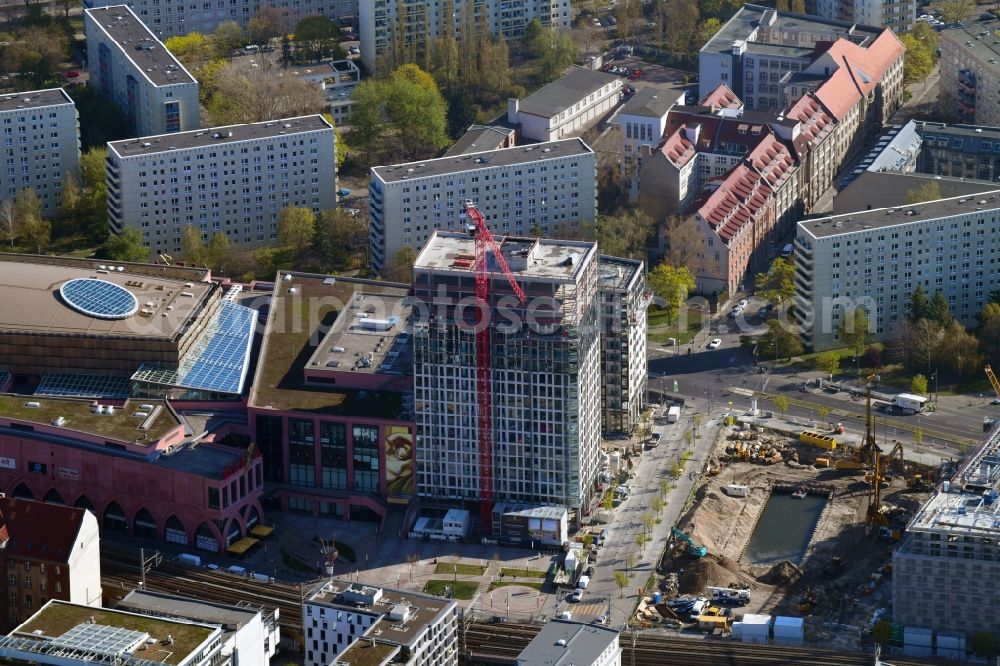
left=648, top=306, right=705, bottom=345
left=499, top=567, right=548, bottom=579
left=423, top=579, right=479, bottom=599
left=434, top=562, right=486, bottom=576
left=487, top=580, right=544, bottom=592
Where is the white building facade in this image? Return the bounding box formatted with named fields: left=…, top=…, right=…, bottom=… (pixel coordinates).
left=0, top=89, right=80, bottom=217
left=303, top=581, right=458, bottom=666
left=793, top=191, right=1000, bottom=350
left=105, top=115, right=336, bottom=255
left=616, top=85, right=685, bottom=197
left=359, top=0, right=570, bottom=72
left=508, top=67, right=622, bottom=143
left=368, top=138, right=595, bottom=275
left=412, top=234, right=604, bottom=525
left=84, top=5, right=199, bottom=137
left=84, top=0, right=358, bottom=40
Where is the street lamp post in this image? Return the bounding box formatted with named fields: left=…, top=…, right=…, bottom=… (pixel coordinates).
left=932, top=371, right=938, bottom=403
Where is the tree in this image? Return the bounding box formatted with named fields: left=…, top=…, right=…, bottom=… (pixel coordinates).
left=695, top=18, right=723, bottom=48
left=635, top=533, right=648, bottom=552
left=314, top=209, right=367, bottom=271
left=15, top=188, right=48, bottom=254
left=648, top=263, right=696, bottom=325
left=912, top=318, right=943, bottom=374
left=979, top=302, right=1000, bottom=363
left=911, top=373, right=928, bottom=395
left=102, top=228, right=150, bottom=262
left=614, top=571, right=629, bottom=597
left=904, top=178, right=941, bottom=204
left=872, top=621, right=893, bottom=646
left=58, top=171, right=82, bottom=224
left=393, top=63, right=440, bottom=95
left=383, top=246, right=417, bottom=282
left=349, top=80, right=389, bottom=159
left=181, top=225, right=209, bottom=265
left=837, top=307, right=870, bottom=357
left=293, top=15, right=341, bottom=62
left=939, top=0, right=974, bottom=24
left=928, top=291, right=952, bottom=328
left=970, top=630, right=998, bottom=658
left=212, top=21, right=247, bottom=59
left=69, top=83, right=131, bottom=149
left=773, top=394, right=789, bottom=419
left=937, top=320, right=980, bottom=377
left=906, top=284, right=930, bottom=322
left=664, top=0, right=700, bottom=52
left=642, top=512, right=655, bottom=535
left=755, top=257, right=795, bottom=304
left=2, top=26, right=69, bottom=88
left=0, top=199, right=14, bottom=248
left=385, top=71, right=450, bottom=159
left=205, top=61, right=324, bottom=124
left=861, top=345, right=882, bottom=369
left=79, top=148, right=110, bottom=242
left=207, top=232, right=232, bottom=272
left=758, top=319, right=804, bottom=360
left=526, top=23, right=576, bottom=83
left=248, top=6, right=287, bottom=49
left=664, top=215, right=709, bottom=277
left=165, top=32, right=212, bottom=63
left=595, top=208, right=654, bottom=259
left=815, top=350, right=841, bottom=379
left=444, top=85, right=478, bottom=139
left=278, top=206, right=316, bottom=256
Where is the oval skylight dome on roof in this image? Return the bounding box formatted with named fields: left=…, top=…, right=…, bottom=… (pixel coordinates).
left=59, top=278, right=139, bottom=320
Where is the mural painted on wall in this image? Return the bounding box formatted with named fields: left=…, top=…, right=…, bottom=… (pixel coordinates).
left=384, top=425, right=414, bottom=494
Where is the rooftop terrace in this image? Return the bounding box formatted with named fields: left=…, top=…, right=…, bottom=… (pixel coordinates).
left=414, top=232, right=597, bottom=282
left=336, top=639, right=399, bottom=666
left=306, top=292, right=413, bottom=377
left=12, top=601, right=217, bottom=666
left=84, top=6, right=194, bottom=87
left=0, top=395, right=180, bottom=445
left=249, top=273, right=410, bottom=416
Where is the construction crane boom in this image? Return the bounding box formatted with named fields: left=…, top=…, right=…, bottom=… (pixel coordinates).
left=986, top=365, right=1000, bottom=401
left=862, top=374, right=888, bottom=527
left=463, top=201, right=526, bottom=531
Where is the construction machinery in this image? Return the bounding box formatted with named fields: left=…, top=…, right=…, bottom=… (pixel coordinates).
left=986, top=364, right=1000, bottom=400
left=860, top=374, right=888, bottom=527
left=670, top=527, right=707, bottom=558
left=462, top=201, right=527, bottom=529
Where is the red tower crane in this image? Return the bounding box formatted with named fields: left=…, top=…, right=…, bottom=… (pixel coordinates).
left=463, top=201, right=526, bottom=531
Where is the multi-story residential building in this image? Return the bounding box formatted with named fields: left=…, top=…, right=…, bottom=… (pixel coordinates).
left=84, top=0, right=358, bottom=40
left=105, top=115, right=335, bottom=255
left=597, top=256, right=648, bottom=434
left=303, top=580, right=458, bottom=666
left=0, top=89, right=80, bottom=217
left=892, top=425, right=1000, bottom=652
left=411, top=233, right=603, bottom=526
left=699, top=5, right=889, bottom=112
left=914, top=121, right=1000, bottom=181
left=792, top=191, right=1000, bottom=350
left=638, top=87, right=801, bottom=294
left=296, top=59, right=360, bottom=127
left=515, top=619, right=621, bottom=666
left=248, top=272, right=416, bottom=521
left=508, top=67, right=622, bottom=142
left=358, top=0, right=570, bottom=72
left=0, top=600, right=225, bottom=666
left=368, top=138, right=595, bottom=275
left=617, top=84, right=687, bottom=195
left=0, top=499, right=101, bottom=632
left=116, top=590, right=279, bottom=666
left=940, top=20, right=1000, bottom=126
left=84, top=5, right=199, bottom=137
left=809, top=0, right=914, bottom=33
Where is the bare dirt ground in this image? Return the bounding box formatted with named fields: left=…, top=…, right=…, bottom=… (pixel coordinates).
left=657, top=424, right=933, bottom=648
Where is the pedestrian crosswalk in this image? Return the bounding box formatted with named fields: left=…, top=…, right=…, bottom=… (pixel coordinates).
left=570, top=598, right=610, bottom=621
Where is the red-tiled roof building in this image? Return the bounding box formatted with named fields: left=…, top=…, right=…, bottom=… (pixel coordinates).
left=0, top=497, right=101, bottom=631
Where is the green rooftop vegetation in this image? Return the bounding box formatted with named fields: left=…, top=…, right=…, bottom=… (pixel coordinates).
left=0, top=395, right=179, bottom=444
left=17, top=602, right=214, bottom=666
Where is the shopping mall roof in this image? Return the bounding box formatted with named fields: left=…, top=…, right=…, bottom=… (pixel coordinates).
left=0, top=254, right=214, bottom=339
left=306, top=291, right=412, bottom=376
left=249, top=273, right=410, bottom=416
left=0, top=395, right=181, bottom=445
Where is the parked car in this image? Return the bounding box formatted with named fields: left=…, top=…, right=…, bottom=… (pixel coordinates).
left=64, top=70, right=80, bottom=78
left=629, top=68, right=642, bottom=79
left=607, top=15, right=617, bottom=24
left=738, top=298, right=750, bottom=308
left=349, top=46, right=360, bottom=54
left=337, top=188, right=351, bottom=197
left=584, top=566, right=595, bottom=577
left=708, top=338, right=722, bottom=350
left=569, top=589, right=583, bottom=603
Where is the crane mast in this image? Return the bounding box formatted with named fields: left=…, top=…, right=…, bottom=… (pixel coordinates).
left=463, top=201, right=526, bottom=531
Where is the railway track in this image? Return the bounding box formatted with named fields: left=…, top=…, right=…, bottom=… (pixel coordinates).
left=100, top=544, right=309, bottom=636
left=462, top=622, right=935, bottom=666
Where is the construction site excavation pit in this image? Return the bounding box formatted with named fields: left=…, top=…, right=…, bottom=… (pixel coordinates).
left=743, top=492, right=827, bottom=565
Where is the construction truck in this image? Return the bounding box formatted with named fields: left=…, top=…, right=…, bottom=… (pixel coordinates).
left=907, top=473, right=929, bottom=490
left=670, top=527, right=707, bottom=558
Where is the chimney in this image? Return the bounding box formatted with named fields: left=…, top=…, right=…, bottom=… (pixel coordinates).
left=507, top=98, right=520, bottom=124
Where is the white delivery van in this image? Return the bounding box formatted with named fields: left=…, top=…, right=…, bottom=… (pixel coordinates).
left=577, top=575, right=590, bottom=589
left=667, top=405, right=681, bottom=423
